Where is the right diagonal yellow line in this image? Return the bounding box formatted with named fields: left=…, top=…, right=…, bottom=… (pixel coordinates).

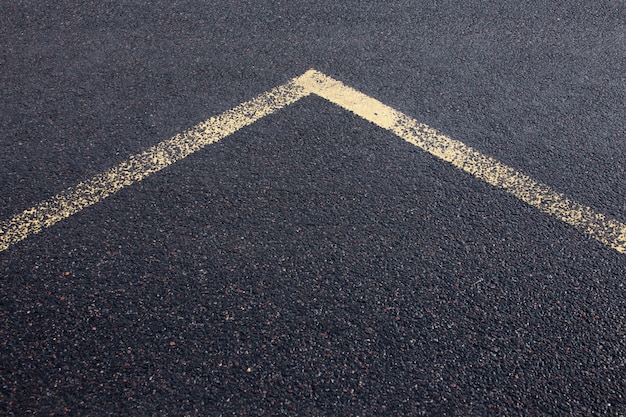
left=296, top=70, right=626, bottom=255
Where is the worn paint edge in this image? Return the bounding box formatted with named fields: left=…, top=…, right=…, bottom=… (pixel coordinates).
left=296, top=70, right=626, bottom=254
left=0, top=76, right=311, bottom=252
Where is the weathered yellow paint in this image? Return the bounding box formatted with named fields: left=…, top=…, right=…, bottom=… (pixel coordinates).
left=296, top=70, right=626, bottom=254
left=1, top=69, right=625, bottom=255
left=0, top=77, right=310, bottom=252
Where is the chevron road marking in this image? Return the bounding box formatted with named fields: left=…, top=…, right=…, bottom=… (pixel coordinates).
left=1, top=69, right=624, bottom=254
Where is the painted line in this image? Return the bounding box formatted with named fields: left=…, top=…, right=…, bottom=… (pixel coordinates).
left=296, top=70, right=626, bottom=254
left=0, top=76, right=311, bottom=252
left=1, top=69, right=625, bottom=255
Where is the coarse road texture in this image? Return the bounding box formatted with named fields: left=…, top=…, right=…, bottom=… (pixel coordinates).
left=1, top=1, right=625, bottom=416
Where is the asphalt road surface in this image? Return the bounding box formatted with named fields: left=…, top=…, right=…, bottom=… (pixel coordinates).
left=1, top=1, right=625, bottom=415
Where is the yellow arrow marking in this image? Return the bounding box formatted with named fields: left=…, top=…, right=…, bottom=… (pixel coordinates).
left=1, top=69, right=625, bottom=255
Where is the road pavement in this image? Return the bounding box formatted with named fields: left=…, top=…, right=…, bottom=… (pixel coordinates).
left=1, top=1, right=625, bottom=415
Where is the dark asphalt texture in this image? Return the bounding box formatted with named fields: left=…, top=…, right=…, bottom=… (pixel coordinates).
left=1, top=1, right=625, bottom=416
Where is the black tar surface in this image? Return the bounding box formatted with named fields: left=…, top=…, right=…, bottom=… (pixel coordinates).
left=1, top=1, right=625, bottom=416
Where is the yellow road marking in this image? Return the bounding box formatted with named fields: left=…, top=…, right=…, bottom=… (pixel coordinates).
left=0, top=78, right=311, bottom=252
left=1, top=69, right=625, bottom=255
left=296, top=70, right=626, bottom=254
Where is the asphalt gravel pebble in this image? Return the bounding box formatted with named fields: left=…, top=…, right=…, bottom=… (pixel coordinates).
left=1, top=1, right=625, bottom=415
left=2, top=100, right=625, bottom=415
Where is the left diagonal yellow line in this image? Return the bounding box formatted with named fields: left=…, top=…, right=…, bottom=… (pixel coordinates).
left=0, top=75, right=311, bottom=252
